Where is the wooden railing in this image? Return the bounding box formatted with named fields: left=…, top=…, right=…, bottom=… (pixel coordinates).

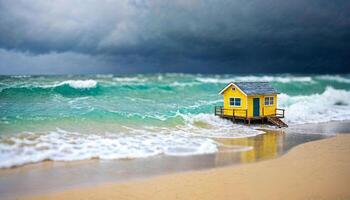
left=215, top=106, right=285, bottom=119
left=275, top=108, right=285, bottom=118
left=214, top=106, right=248, bottom=118
left=214, top=106, right=224, bottom=116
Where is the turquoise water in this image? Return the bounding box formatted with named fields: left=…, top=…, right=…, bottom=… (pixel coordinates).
left=0, top=74, right=350, bottom=168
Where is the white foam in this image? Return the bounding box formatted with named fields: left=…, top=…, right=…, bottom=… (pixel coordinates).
left=0, top=128, right=218, bottom=168
left=196, top=77, right=232, bottom=83
left=179, top=113, right=265, bottom=138
left=316, top=75, right=350, bottom=83
left=112, top=77, right=146, bottom=82
left=58, top=80, right=97, bottom=89
left=238, top=75, right=313, bottom=83
left=96, top=74, right=114, bottom=78
left=169, top=81, right=200, bottom=87
left=280, top=87, right=350, bottom=124
left=11, top=75, right=31, bottom=78
left=0, top=112, right=267, bottom=168
left=42, top=80, right=98, bottom=89
left=196, top=76, right=313, bottom=84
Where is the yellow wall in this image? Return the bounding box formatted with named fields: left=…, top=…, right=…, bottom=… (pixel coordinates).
left=247, top=94, right=277, bottom=117
left=262, top=94, right=277, bottom=116
left=222, top=85, right=247, bottom=117
left=222, top=84, right=277, bottom=118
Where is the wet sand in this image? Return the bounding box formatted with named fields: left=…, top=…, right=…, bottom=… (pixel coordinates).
left=1, top=120, right=350, bottom=199
left=23, top=134, right=350, bottom=200
left=0, top=129, right=329, bottom=199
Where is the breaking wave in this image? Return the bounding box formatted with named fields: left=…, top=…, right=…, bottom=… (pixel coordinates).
left=0, top=80, right=100, bottom=96
left=196, top=75, right=314, bottom=84
left=181, top=113, right=265, bottom=138
left=316, top=75, right=350, bottom=84
left=280, top=87, right=350, bottom=124
left=53, top=80, right=97, bottom=89
left=0, top=128, right=218, bottom=168
left=0, top=112, right=265, bottom=168
left=112, top=77, right=147, bottom=82
left=1, top=74, right=350, bottom=168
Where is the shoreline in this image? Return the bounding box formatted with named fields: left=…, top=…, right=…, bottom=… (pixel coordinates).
left=1, top=119, right=349, bottom=171
left=1, top=120, right=349, bottom=199
left=19, top=134, right=350, bottom=200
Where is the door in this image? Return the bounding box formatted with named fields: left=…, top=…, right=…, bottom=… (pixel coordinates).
left=253, top=98, right=260, bottom=117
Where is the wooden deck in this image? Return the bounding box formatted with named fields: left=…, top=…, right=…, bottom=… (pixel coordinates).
left=214, top=106, right=288, bottom=127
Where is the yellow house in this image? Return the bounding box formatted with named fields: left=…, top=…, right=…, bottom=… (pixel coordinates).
left=215, top=82, right=287, bottom=127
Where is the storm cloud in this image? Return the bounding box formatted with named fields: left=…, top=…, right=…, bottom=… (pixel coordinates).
left=0, top=0, right=349, bottom=74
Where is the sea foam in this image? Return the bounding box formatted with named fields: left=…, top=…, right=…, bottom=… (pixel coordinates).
left=0, top=113, right=265, bottom=168
left=180, top=113, right=265, bottom=138
left=55, top=80, right=97, bottom=89
left=196, top=75, right=314, bottom=84
left=0, top=128, right=219, bottom=168
left=280, top=87, right=350, bottom=124
left=316, top=75, right=350, bottom=84
left=1, top=74, right=350, bottom=168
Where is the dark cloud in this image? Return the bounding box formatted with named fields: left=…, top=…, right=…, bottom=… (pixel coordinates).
left=0, top=0, right=349, bottom=74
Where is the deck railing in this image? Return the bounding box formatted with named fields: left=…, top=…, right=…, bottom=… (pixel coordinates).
left=215, top=106, right=285, bottom=119
left=214, top=106, right=224, bottom=116
left=214, top=106, right=248, bottom=118
left=275, top=108, right=285, bottom=118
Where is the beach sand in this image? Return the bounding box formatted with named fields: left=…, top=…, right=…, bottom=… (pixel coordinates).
left=22, top=134, right=350, bottom=200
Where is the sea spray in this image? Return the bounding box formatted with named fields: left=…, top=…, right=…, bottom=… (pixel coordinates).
left=279, top=87, right=350, bottom=124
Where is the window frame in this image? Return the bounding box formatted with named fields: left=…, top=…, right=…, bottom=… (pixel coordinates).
left=229, top=97, right=241, bottom=107
left=264, top=96, right=274, bottom=106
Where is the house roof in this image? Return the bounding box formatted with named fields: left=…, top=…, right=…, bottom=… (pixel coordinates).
left=219, top=82, right=279, bottom=95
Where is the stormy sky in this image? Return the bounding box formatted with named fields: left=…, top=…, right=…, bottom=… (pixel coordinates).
left=0, top=0, right=349, bottom=74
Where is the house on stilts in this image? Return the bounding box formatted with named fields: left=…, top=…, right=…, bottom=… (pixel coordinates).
left=215, top=82, right=288, bottom=128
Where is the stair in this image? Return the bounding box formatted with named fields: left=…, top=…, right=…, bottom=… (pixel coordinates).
left=267, top=116, right=288, bottom=128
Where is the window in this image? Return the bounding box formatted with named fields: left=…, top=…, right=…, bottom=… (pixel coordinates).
left=232, top=87, right=235, bottom=91
left=264, top=97, right=274, bottom=106
left=229, top=98, right=241, bottom=107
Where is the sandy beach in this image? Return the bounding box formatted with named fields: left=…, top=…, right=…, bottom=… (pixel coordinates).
left=1, top=0, right=349, bottom=198
left=21, top=134, right=350, bottom=200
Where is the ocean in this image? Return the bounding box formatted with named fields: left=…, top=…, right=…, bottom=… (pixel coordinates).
left=0, top=73, right=350, bottom=168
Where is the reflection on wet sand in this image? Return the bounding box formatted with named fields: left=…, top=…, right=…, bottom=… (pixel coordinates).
left=214, top=130, right=285, bottom=165
left=0, top=123, right=336, bottom=199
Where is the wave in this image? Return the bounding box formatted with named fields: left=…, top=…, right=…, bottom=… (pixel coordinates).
left=316, top=75, right=350, bottom=84
left=0, top=128, right=218, bottom=168
left=169, top=81, right=200, bottom=87
left=280, top=87, right=350, bottom=124
left=53, top=80, right=97, bottom=89
left=0, top=112, right=264, bottom=168
left=96, top=74, right=114, bottom=78
left=0, top=80, right=100, bottom=96
left=10, top=75, right=31, bottom=78
left=112, top=77, right=147, bottom=82
left=196, top=75, right=314, bottom=84
left=180, top=113, right=265, bottom=138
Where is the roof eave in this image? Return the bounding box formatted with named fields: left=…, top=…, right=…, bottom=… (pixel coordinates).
left=218, top=82, right=247, bottom=96
left=218, top=82, right=233, bottom=95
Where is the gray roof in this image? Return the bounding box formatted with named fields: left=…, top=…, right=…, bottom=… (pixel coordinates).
left=234, top=82, right=279, bottom=95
